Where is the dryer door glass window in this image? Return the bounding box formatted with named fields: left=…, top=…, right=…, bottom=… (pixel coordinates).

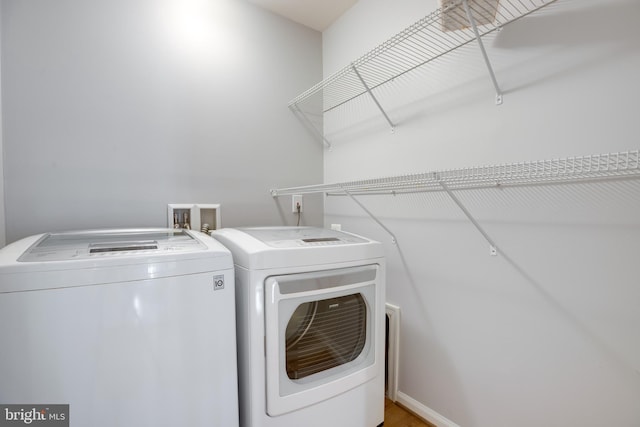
left=285, top=293, right=367, bottom=380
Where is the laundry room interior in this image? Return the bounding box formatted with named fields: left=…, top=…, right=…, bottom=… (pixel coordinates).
left=0, top=0, right=639, bottom=426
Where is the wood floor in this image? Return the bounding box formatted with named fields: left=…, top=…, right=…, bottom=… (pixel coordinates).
left=384, top=398, right=436, bottom=427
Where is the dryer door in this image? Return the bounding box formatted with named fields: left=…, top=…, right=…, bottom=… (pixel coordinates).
left=264, top=265, right=380, bottom=416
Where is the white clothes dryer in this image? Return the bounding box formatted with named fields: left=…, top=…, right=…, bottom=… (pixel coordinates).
left=0, top=228, right=239, bottom=427
left=212, top=226, right=385, bottom=427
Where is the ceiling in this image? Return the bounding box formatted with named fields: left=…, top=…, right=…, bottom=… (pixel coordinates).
left=247, top=0, right=359, bottom=32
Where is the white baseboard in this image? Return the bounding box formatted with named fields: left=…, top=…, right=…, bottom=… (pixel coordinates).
left=396, top=391, right=461, bottom=427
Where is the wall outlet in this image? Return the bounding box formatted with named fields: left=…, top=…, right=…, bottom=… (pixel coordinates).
left=292, top=195, right=303, bottom=213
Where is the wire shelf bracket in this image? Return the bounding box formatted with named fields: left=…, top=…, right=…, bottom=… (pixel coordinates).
left=351, top=64, right=396, bottom=132
left=440, top=180, right=499, bottom=255
left=462, top=0, right=503, bottom=105
left=343, top=188, right=398, bottom=244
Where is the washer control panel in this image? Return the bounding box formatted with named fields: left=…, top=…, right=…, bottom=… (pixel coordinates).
left=18, top=229, right=206, bottom=262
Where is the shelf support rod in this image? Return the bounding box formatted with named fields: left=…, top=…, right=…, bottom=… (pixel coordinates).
left=462, top=0, right=503, bottom=105
left=343, top=187, right=397, bottom=244
left=351, top=64, right=396, bottom=132
left=439, top=181, right=498, bottom=256
left=291, top=104, right=332, bottom=149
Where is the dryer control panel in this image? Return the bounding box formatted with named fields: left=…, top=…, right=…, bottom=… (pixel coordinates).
left=239, top=227, right=368, bottom=249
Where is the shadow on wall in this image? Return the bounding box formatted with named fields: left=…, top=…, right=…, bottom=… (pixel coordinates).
left=460, top=178, right=640, bottom=377
left=489, top=0, right=640, bottom=95
left=325, top=175, right=640, bottom=426
left=390, top=240, right=474, bottom=426
left=493, top=0, right=640, bottom=50
left=498, top=248, right=640, bottom=384
left=322, top=0, right=640, bottom=143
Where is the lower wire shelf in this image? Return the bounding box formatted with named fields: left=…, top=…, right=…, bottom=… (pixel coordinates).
left=271, top=150, right=640, bottom=197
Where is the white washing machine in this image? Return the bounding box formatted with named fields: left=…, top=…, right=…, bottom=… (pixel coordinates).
left=0, top=228, right=239, bottom=427
left=212, top=226, right=385, bottom=427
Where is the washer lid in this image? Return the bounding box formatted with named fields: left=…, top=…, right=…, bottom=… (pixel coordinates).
left=0, top=229, right=233, bottom=293
left=18, top=229, right=206, bottom=262
left=238, top=226, right=368, bottom=248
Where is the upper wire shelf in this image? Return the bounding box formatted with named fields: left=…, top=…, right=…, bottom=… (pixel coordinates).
left=271, top=151, right=640, bottom=197
left=289, top=0, right=557, bottom=117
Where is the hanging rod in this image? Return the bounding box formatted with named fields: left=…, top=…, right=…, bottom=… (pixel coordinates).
left=271, top=151, right=640, bottom=197
left=288, top=0, right=557, bottom=114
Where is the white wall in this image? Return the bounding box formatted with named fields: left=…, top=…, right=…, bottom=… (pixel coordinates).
left=323, top=0, right=640, bottom=426
left=1, top=0, right=323, bottom=243
left=0, top=2, right=5, bottom=247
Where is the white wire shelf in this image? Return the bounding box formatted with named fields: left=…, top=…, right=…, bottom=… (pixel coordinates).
left=289, top=0, right=557, bottom=117
left=271, top=151, right=640, bottom=197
